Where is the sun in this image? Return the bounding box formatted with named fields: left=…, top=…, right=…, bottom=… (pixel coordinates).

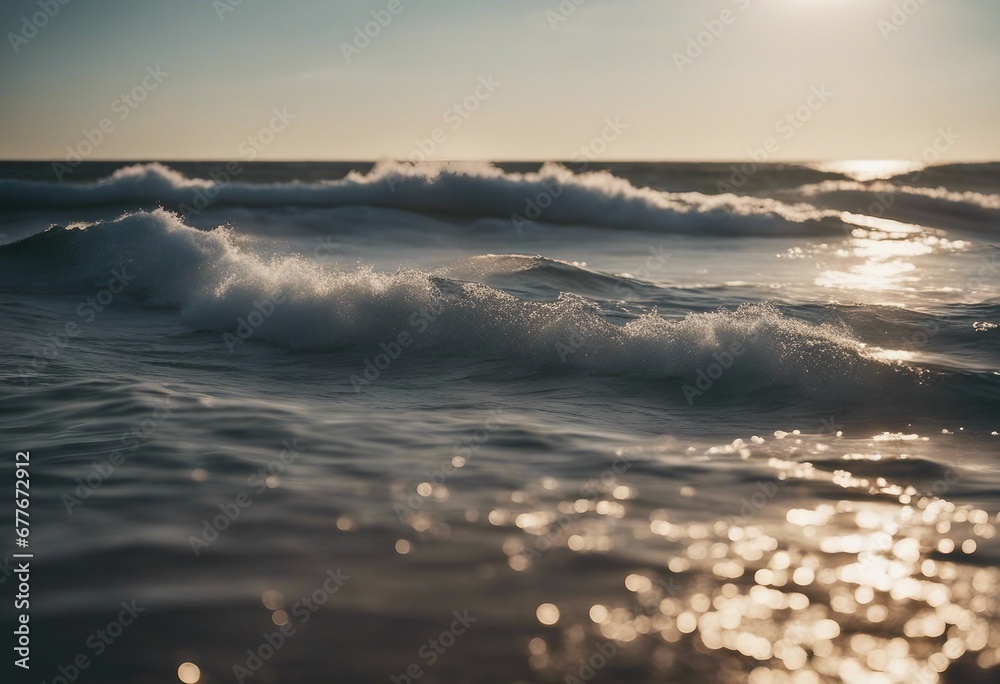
left=812, top=160, right=925, bottom=182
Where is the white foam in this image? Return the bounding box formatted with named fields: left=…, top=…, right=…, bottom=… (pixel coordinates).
left=7, top=209, right=897, bottom=398
left=799, top=180, right=1000, bottom=211
left=0, top=162, right=845, bottom=236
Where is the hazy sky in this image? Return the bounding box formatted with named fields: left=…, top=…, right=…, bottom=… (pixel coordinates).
left=1, top=0, right=998, bottom=162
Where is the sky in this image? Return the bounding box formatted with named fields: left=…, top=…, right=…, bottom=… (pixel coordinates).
left=0, top=0, right=998, bottom=162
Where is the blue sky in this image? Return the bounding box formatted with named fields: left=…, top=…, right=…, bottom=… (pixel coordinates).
left=1, top=0, right=998, bottom=161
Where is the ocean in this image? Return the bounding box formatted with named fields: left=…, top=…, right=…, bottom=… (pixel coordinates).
left=1, top=160, right=998, bottom=683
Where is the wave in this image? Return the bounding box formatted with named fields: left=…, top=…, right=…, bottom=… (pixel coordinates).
left=796, top=180, right=1000, bottom=231
left=800, top=180, right=1000, bottom=209
left=0, top=209, right=925, bottom=400
left=0, top=162, right=852, bottom=237
left=435, top=254, right=670, bottom=302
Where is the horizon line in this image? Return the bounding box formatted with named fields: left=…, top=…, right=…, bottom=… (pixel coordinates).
left=1, top=158, right=997, bottom=165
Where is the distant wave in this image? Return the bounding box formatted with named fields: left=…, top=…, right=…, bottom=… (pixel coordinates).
left=798, top=180, right=1000, bottom=215
left=0, top=161, right=853, bottom=236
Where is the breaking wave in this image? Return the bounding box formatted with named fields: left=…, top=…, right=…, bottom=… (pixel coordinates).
left=0, top=162, right=853, bottom=236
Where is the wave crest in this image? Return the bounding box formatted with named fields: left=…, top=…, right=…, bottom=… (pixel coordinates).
left=0, top=210, right=906, bottom=403
left=0, top=161, right=848, bottom=236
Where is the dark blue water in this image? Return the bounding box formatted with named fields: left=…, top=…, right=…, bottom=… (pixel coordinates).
left=1, top=161, right=998, bottom=683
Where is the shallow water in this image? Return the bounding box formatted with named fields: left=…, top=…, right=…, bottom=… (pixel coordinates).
left=1, top=160, right=998, bottom=683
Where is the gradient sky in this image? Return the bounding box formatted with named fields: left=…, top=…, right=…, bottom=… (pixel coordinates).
left=1, top=0, right=998, bottom=162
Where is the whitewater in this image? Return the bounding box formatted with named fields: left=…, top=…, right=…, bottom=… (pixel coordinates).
left=2, top=160, right=998, bottom=683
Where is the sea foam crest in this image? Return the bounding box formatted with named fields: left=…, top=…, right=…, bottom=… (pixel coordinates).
left=0, top=209, right=901, bottom=400
left=0, top=162, right=847, bottom=236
